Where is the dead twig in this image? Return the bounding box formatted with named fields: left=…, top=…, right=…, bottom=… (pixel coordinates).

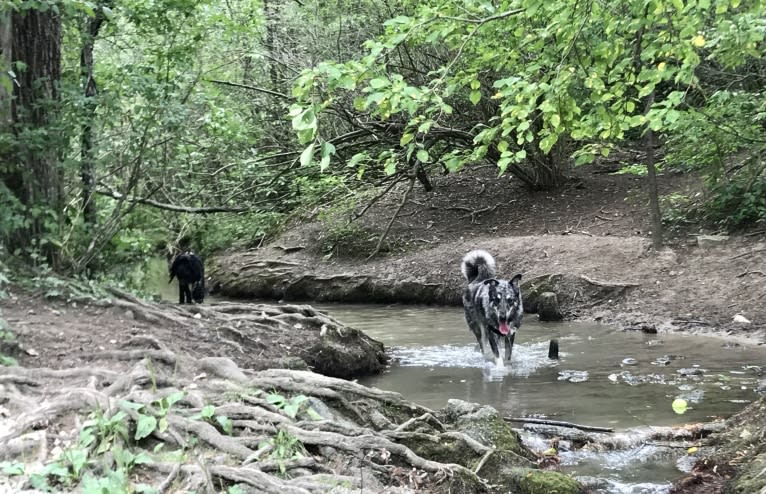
left=504, top=416, right=614, bottom=433
left=730, top=248, right=766, bottom=260
left=737, top=270, right=766, bottom=278
left=367, top=175, right=416, bottom=261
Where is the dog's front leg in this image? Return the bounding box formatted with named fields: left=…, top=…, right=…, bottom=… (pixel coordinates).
left=487, top=333, right=502, bottom=367
left=504, top=332, right=515, bottom=362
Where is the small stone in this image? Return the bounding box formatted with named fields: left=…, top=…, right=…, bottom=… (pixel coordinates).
left=678, top=368, right=705, bottom=376
left=621, top=358, right=638, bottom=366
left=50, top=309, right=61, bottom=316
left=26, top=348, right=39, bottom=356
left=193, top=313, right=202, bottom=319
left=733, top=314, right=751, bottom=324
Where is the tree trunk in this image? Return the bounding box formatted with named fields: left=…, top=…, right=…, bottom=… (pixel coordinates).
left=263, top=0, right=279, bottom=89
left=80, top=10, right=106, bottom=227
left=0, top=13, right=11, bottom=126
left=3, top=7, right=63, bottom=260
left=644, top=91, right=663, bottom=249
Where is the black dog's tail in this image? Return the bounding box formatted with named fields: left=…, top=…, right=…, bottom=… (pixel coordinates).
left=461, top=250, right=497, bottom=283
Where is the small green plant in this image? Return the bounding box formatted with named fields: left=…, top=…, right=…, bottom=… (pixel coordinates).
left=0, top=461, right=25, bottom=476
left=613, top=161, right=666, bottom=177
left=121, top=391, right=185, bottom=441
left=258, top=429, right=307, bottom=474
left=660, top=192, right=696, bottom=226
left=79, top=409, right=130, bottom=455
left=266, top=392, right=322, bottom=420
left=29, top=447, right=89, bottom=490
left=190, top=404, right=233, bottom=435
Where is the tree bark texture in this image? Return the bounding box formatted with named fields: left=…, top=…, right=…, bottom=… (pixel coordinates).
left=80, top=10, right=106, bottom=227
left=644, top=91, right=663, bottom=249
left=0, top=13, right=11, bottom=126
left=2, top=7, right=63, bottom=256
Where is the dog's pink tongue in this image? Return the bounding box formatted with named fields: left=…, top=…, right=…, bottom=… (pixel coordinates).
left=499, top=322, right=510, bottom=335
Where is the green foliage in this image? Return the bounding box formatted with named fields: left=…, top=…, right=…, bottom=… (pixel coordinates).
left=191, top=404, right=233, bottom=435
left=121, top=390, right=184, bottom=441
left=80, top=409, right=130, bottom=455
left=664, top=90, right=766, bottom=228
left=258, top=429, right=307, bottom=475
left=266, top=392, right=322, bottom=420
left=660, top=192, right=697, bottom=227
left=0, top=461, right=25, bottom=476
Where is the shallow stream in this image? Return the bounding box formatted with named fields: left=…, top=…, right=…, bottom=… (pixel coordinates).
left=318, top=303, right=766, bottom=494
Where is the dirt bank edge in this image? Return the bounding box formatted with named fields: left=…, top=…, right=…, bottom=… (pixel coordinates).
left=209, top=233, right=766, bottom=342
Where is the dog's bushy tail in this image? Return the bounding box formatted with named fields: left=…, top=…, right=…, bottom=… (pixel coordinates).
left=461, top=250, right=496, bottom=283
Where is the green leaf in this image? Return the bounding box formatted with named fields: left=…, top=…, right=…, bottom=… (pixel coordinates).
left=1, top=462, right=24, bottom=476
left=291, top=108, right=316, bottom=132
left=267, top=393, right=286, bottom=406
left=347, top=152, right=367, bottom=168
left=400, top=133, right=414, bottom=146
left=384, top=161, right=396, bottom=175
left=369, top=78, right=388, bottom=89
left=163, top=391, right=185, bottom=409
left=321, top=141, right=336, bottom=158
left=626, top=101, right=636, bottom=113
left=216, top=415, right=234, bottom=435
left=300, top=143, right=315, bottom=168
left=201, top=405, right=215, bottom=419
left=119, top=400, right=145, bottom=411
left=550, top=114, right=561, bottom=128
left=539, top=134, right=558, bottom=153
left=498, top=157, right=512, bottom=173
left=158, top=416, right=169, bottom=434
left=469, top=90, right=482, bottom=105
left=135, top=415, right=157, bottom=440
left=416, top=149, right=430, bottom=163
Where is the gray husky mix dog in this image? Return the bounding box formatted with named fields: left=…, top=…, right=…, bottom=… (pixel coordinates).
left=461, top=250, right=523, bottom=367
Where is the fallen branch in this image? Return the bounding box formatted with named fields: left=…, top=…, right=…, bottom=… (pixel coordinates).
left=730, top=248, right=766, bottom=260
left=504, top=416, right=615, bottom=433
left=95, top=188, right=252, bottom=213
left=579, top=274, right=640, bottom=289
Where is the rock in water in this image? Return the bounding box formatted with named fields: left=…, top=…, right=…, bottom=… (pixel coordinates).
left=538, top=292, right=564, bottom=321
left=548, top=339, right=559, bottom=360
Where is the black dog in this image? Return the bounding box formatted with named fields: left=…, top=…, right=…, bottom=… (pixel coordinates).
left=461, top=250, right=523, bottom=367
left=169, top=252, right=205, bottom=304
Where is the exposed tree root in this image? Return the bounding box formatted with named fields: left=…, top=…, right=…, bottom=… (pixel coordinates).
left=0, top=356, right=498, bottom=493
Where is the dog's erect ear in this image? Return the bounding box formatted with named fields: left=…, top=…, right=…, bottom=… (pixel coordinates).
left=482, top=278, right=499, bottom=287
left=510, top=274, right=522, bottom=290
